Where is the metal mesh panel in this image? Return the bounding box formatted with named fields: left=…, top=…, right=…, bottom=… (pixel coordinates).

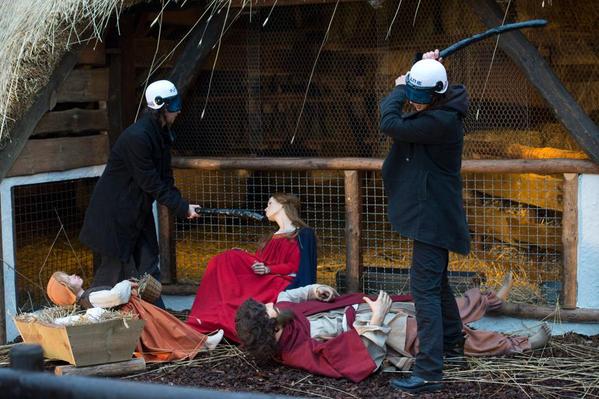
left=13, top=178, right=97, bottom=311
left=173, top=169, right=562, bottom=303
left=173, top=0, right=593, bottom=158
left=173, top=169, right=345, bottom=288
left=168, top=0, right=589, bottom=304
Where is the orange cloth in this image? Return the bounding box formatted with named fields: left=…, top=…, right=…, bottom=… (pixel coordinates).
left=46, top=276, right=77, bottom=306
left=122, top=296, right=207, bottom=363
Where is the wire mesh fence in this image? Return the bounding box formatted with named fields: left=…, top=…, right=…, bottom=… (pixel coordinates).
left=12, top=178, right=97, bottom=312
left=172, top=168, right=564, bottom=304
left=172, top=0, right=593, bottom=159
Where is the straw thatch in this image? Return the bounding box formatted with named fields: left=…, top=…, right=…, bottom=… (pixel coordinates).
left=0, top=0, right=141, bottom=146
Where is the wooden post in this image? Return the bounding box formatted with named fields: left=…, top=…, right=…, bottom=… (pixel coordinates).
left=562, top=173, right=578, bottom=309
left=158, top=204, right=177, bottom=284
left=344, top=170, right=362, bottom=292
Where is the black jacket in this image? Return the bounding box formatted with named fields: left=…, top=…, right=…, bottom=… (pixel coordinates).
left=79, top=114, right=189, bottom=262
left=379, top=85, right=470, bottom=255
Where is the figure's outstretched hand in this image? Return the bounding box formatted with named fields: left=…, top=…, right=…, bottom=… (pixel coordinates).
left=187, top=204, right=201, bottom=220
left=422, top=49, right=442, bottom=62
left=363, top=291, right=392, bottom=326
left=251, top=262, right=271, bottom=275
left=395, top=74, right=407, bottom=86
left=313, top=285, right=339, bottom=302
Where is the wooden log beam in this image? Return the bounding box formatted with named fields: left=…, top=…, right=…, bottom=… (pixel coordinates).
left=344, top=170, right=362, bottom=292
left=32, top=108, right=109, bottom=136
left=158, top=204, right=177, bottom=284
left=172, top=157, right=599, bottom=174
left=168, top=11, right=228, bottom=97
left=55, top=358, right=146, bottom=377
left=496, top=302, right=599, bottom=323
left=561, top=174, right=578, bottom=309
left=57, top=68, right=109, bottom=103
left=465, top=0, right=599, bottom=164
left=0, top=51, right=78, bottom=182
left=161, top=284, right=198, bottom=296
left=463, top=172, right=564, bottom=211
left=6, top=135, right=109, bottom=178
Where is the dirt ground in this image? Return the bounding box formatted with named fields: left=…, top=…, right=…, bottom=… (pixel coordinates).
left=127, top=312, right=599, bottom=399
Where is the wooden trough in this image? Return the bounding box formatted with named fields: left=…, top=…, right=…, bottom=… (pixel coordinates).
left=14, top=317, right=144, bottom=367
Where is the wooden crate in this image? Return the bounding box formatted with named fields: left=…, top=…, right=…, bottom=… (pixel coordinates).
left=14, top=317, right=144, bottom=367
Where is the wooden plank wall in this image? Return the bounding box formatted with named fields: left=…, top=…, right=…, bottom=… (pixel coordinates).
left=6, top=43, right=111, bottom=178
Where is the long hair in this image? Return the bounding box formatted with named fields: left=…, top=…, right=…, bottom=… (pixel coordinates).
left=258, top=193, right=309, bottom=250
left=235, top=299, right=294, bottom=364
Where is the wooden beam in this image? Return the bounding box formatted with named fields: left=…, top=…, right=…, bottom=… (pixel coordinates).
left=57, top=68, right=109, bottom=103
left=172, top=157, right=599, bottom=174
left=465, top=0, right=599, bottom=164
left=168, top=11, right=228, bottom=96
left=161, top=284, right=197, bottom=296
left=158, top=204, right=177, bottom=284
left=6, top=135, right=109, bottom=177
left=0, top=51, right=78, bottom=182
left=465, top=140, right=589, bottom=160
left=496, top=302, right=599, bottom=323
left=77, top=42, right=106, bottom=66
left=561, top=173, right=578, bottom=309
left=32, top=108, right=109, bottom=136
left=465, top=198, right=562, bottom=249
left=344, top=170, right=362, bottom=292
left=55, top=358, right=145, bottom=377
left=463, top=173, right=564, bottom=211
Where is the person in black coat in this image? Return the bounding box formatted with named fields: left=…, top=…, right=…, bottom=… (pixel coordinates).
left=79, top=80, right=200, bottom=308
left=379, top=50, right=471, bottom=393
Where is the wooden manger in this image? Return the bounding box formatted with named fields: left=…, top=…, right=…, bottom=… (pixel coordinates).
left=14, top=316, right=144, bottom=367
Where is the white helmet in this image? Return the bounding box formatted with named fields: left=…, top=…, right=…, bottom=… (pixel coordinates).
left=405, top=59, right=448, bottom=104
left=145, top=80, right=182, bottom=112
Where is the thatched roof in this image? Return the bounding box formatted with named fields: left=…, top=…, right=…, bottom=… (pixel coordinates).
left=0, top=0, right=142, bottom=145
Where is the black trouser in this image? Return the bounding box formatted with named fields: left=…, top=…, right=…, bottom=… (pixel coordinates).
left=92, top=232, right=165, bottom=309
left=410, top=240, right=463, bottom=381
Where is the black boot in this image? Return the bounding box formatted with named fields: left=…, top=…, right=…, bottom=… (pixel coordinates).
left=390, top=376, right=444, bottom=393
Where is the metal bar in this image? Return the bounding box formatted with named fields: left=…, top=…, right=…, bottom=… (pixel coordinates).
left=562, top=173, right=578, bottom=309
left=172, top=157, right=599, bottom=174
left=344, top=170, right=362, bottom=292
left=0, top=368, right=293, bottom=399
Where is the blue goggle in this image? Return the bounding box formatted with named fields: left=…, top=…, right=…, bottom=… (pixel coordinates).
left=155, top=94, right=182, bottom=112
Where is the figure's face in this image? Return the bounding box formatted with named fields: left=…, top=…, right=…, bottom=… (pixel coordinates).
left=264, top=197, right=284, bottom=221
left=409, top=101, right=430, bottom=112
left=264, top=302, right=279, bottom=319
left=163, top=110, right=180, bottom=126
left=67, top=274, right=83, bottom=291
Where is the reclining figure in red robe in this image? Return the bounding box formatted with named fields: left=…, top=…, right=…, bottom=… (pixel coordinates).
left=235, top=275, right=551, bottom=382
left=187, top=193, right=317, bottom=341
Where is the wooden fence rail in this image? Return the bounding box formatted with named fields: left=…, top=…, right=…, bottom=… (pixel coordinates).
left=164, top=157, right=599, bottom=314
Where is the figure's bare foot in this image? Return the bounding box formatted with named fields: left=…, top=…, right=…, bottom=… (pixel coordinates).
left=496, top=272, right=513, bottom=301
left=205, top=329, right=224, bottom=350
left=529, top=323, right=551, bottom=349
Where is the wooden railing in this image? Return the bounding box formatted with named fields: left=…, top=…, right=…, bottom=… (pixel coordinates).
left=164, top=157, right=599, bottom=315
